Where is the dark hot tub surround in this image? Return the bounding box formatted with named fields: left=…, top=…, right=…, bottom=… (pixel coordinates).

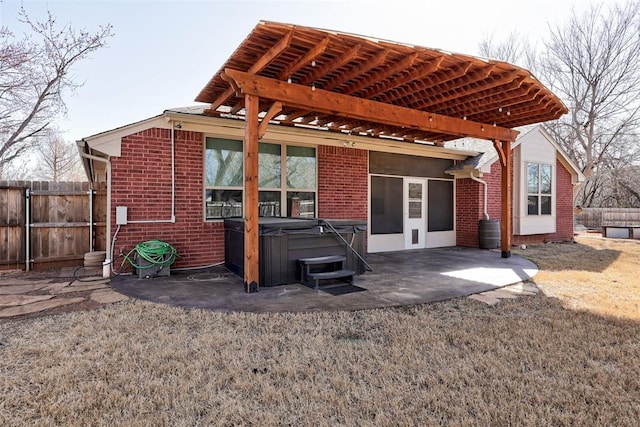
left=224, top=217, right=367, bottom=287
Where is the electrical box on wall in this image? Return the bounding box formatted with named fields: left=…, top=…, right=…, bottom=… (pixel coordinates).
left=116, top=206, right=128, bottom=225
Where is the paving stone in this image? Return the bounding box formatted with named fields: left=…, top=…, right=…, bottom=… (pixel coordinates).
left=468, top=294, right=501, bottom=305
left=484, top=289, right=519, bottom=299
left=0, top=297, right=85, bottom=318
left=502, top=285, right=537, bottom=296
left=90, top=289, right=129, bottom=304
left=70, top=278, right=111, bottom=287
left=44, top=282, right=70, bottom=292
left=0, top=279, right=53, bottom=287
left=0, top=284, right=50, bottom=295
left=507, top=282, right=540, bottom=293
left=0, top=294, right=54, bottom=307
left=52, top=283, right=108, bottom=294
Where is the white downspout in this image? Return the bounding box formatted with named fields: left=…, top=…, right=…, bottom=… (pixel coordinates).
left=80, top=152, right=112, bottom=278
left=25, top=188, right=30, bottom=271
left=469, top=172, right=490, bottom=220
left=126, top=122, right=176, bottom=224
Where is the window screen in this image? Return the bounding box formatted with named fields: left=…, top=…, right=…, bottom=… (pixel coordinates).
left=371, top=176, right=403, bottom=234
left=428, top=180, right=454, bottom=232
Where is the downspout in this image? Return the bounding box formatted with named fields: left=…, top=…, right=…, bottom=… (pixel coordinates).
left=80, top=152, right=112, bottom=278
left=25, top=188, right=30, bottom=271
left=126, top=122, right=176, bottom=223
left=88, top=187, right=94, bottom=252
left=469, top=172, right=489, bottom=220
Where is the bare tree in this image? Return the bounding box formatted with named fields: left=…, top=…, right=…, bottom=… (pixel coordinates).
left=34, top=128, right=84, bottom=182
left=0, top=7, right=113, bottom=178
left=479, top=1, right=640, bottom=207
left=539, top=2, right=640, bottom=207
left=478, top=31, right=531, bottom=66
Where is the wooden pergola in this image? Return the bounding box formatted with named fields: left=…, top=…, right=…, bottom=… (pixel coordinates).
left=195, top=21, right=567, bottom=293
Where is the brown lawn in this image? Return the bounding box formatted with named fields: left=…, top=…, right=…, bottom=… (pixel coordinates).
left=0, top=234, right=639, bottom=425
left=514, top=233, right=640, bottom=320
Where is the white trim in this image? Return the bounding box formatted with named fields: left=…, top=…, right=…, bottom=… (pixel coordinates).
left=80, top=115, right=171, bottom=157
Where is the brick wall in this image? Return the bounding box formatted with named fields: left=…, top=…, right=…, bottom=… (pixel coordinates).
left=110, top=131, right=369, bottom=269
left=317, top=145, right=368, bottom=220
left=111, top=128, right=224, bottom=269
left=455, top=178, right=483, bottom=247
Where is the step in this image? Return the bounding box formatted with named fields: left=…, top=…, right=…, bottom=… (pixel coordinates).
left=298, top=255, right=346, bottom=265
left=308, top=269, right=355, bottom=280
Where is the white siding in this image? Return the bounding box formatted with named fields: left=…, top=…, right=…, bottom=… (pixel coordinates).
left=513, top=128, right=556, bottom=235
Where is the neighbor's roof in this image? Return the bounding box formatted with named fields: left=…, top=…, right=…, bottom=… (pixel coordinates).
left=195, top=21, right=567, bottom=145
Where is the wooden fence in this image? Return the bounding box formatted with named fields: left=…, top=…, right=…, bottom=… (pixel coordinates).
left=575, top=207, right=640, bottom=229
left=0, top=181, right=107, bottom=270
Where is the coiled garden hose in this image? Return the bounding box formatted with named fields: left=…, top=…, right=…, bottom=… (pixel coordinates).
left=121, top=240, right=178, bottom=270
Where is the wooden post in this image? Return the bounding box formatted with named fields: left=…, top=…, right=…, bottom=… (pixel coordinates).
left=244, top=94, right=260, bottom=292
left=500, top=139, right=512, bottom=258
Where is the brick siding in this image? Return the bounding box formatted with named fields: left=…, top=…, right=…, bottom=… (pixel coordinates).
left=110, top=131, right=369, bottom=268
left=317, top=145, right=368, bottom=220
left=111, top=129, right=223, bottom=269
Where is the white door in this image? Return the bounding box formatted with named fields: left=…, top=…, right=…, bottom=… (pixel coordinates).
left=404, top=178, right=426, bottom=249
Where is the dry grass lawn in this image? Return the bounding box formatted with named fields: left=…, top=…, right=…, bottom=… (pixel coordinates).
left=514, top=233, right=640, bottom=320
left=1, top=234, right=639, bottom=425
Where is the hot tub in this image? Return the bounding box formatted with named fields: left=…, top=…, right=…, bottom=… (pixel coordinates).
left=224, top=217, right=367, bottom=287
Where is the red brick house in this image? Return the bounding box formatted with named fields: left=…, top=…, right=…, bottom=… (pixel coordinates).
left=78, top=109, right=582, bottom=269
left=77, top=22, right=580, bottom=285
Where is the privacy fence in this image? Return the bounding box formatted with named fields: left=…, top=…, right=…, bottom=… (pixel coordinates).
left=575, top=207, right=640, bottom=230
left=0, top=181, right=107, bottom=271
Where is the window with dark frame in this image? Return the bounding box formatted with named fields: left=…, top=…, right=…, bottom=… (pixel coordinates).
left=204, top=137, right=316, bottom=220
left=527, top=162, right=552, bottom=216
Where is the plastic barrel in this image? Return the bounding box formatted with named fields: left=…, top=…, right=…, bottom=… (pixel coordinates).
left=478, top=219, right=500, bottom=249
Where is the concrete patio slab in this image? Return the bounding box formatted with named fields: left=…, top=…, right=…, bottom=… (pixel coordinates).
left=112, top=247, right=538, bottom=313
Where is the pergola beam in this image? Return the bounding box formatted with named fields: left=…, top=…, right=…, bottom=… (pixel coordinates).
left=207, top=30, right=293, bottom=112
left=243, top=94, right=260, bottom=292
left=221, top=68, right=518, bottom=142
left=493, top=139, right=513, bottom=258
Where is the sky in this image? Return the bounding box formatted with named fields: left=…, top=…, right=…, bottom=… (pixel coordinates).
left=1, top=0, right=605, bottom=142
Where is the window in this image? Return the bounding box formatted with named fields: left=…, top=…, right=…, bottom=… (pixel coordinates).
left=204, top=137, right=316, bottom=220
left=527, top=163, right=552, bottom=216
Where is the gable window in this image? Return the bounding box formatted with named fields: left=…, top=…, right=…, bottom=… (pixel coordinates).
left=204, top=137, right=316, bottom=220
left=527, top=163, right=552, bottom=215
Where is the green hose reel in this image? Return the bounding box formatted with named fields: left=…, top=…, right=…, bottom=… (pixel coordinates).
left=122, top=240, right=178, bottom=272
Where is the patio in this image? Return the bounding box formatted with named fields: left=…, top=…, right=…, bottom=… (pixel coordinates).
left=111, top=247, right=537, bottom=312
